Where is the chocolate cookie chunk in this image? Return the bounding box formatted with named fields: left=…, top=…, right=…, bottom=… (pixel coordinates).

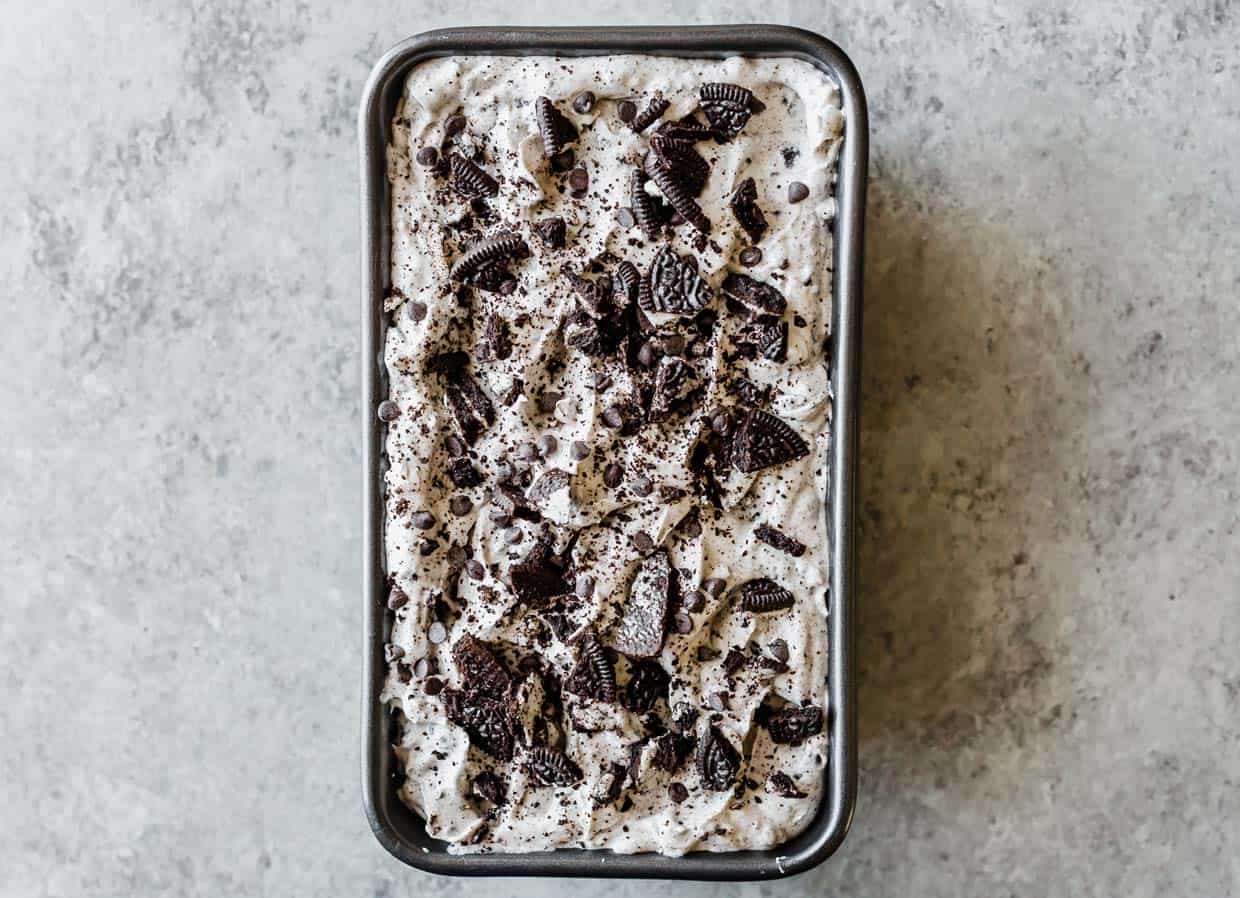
left=612, top=550, right=672, bottom=658
left=535, top=96, right=579, bottom=157
left=622, top=659, right=670, bottom=714
left=695, top=724, right=741, bottom=790
left=526, top=745, right=584, bottom=786
left=731, top=408, right=809, bottom=472
left=447, top=456, right=483, bottom=488
left=450, top=231, right=529, bottom=291
left=647, top=357, right=695, bottom=423
left=767, top=771, right=806, bottom=798
left=442, top=689, right=515, bottom=760
left=754, top=523, right=806, bottom=557
left=564, top=311, right=608, bottom=357
left=656, top=114, right=718, bottom=142
left=763, top=705, right=823, bottom=744
left=629, top=94, right=669, bottom=133
left=647, top=135, right=709, bottom=197
left=733, top=577, right=795, bottom=614
left=699, top=82, right=758, bottom=138
left=534, top=216, right=567, bottom=248
left=444, top=372, right=496, bottom=444
left=642, top=246, right=712, bottom=315
left=644, top=147, right=711, bottom=233
left=564, top=633, right=616, bottom=703
left=736, top=316, right=788, bottom=362
left=721, top=272, right=787, bottom=316
left=447, top=153, right=500, bottom=198
left=729, top=177, right=768, bottom=243
left=452, top=634, right=512, bottom=695
left=477, top=312, right=512, bottom=361
left=509, top=557, right=571, bottom=605
left=527, top=468, right=571, bottom=506
left=630, top=169, right=662, bottom=240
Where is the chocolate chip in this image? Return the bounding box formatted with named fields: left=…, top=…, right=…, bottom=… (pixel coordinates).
left=573, top=91, right=596, bottom=114
left=384, top=644, right=405, bottom=662
left=387, top=586, right=409, bottom=611
left=703, top=577, right=727, bottom=597
left=534, top=216, right=567, bottom=249
left=428, top=621, right=448, bottom=644
left=788, top=181, right=810, bottom=203
left=632, top=476, right=653, bottom=497
left=377, top=400, right=401, bottom=422
left=411, top=511, right=436, bottom=530
left=615, top=206, right=636, bottom=228
left=668, top=782, right=689, bottom=803
left=633, top=531, right=654, bottom=554
left=419, top=538, right=439, bottom=556
left=503, top=527, right=524, bottom=545
left=466, top=559, right=486, bottom=580
left=710, top=410, right=731, bottom=435
left=575, top=574, right=595, bottom=599
left=536, top=434, right=558, bottom=457
left=449, top=495, right=473, bottom=517
left=405, top=300, right=428, bottom=322
left=674, top=611, right=693, bottom=634
left=682, top=589, right=705, bottom=612
left=444, top=113, right=467, bottom=137
left=412, top=657, right=430, bottom=678
left=637, top=341, right=659, bottom=367
left=601, top=405, right=625, bottom=428
left=567, top=166, right=589, bottom=197
left=603, top=462, right=624, bottom=488
left=444, top=433, right=466, bottom=457
left=617, top=100, right=637, bottom=123
left=537, top=391, right=563, bottom=414
left=446, top=544, right=467, bottom=568
left=663, top=334, right=686, bottom=355
left=679, top=515, right=703, bottom=539
left=739, top=246, right=763, bottom=267
left=415, top=146, right=438, bottom=166
left=769, top=639, right=790, bottom=662
left=570, top=441, right=591, bottom=461
left=696, top=645, right=718, bottom=662
left=422, top=676, right=443, bottom=696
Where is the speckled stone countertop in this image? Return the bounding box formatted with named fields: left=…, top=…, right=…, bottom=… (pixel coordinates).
left=2, top=3, right=1238, bottom=897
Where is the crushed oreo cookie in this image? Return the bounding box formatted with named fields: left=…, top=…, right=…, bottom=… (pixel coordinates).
left=642, top=246, right=712, bottom=314
left=733, top=578, right=795, bottom=614
left=535, top=96, right=579, bottom=157
left=731, top=408, right=809, bottom=472
left=754, top=523, right=806, bottom=557
left=730, top=176, right=768, bottom=243
left=699, top=82, right=758, bottom=138
left=447, top=152, right=499, bottom=198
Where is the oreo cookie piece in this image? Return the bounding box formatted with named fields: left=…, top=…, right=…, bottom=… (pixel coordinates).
left=471, top=771, right=508, bottom=806
left=527, top=468, right=571, bottom=506
left=477, top=312, right=512, bottom=361
left=564, top=632, right=616, bottom=703
left=696, top=725, right=741, bottom=791
left=509, top=557, right=571, bottom=606
left=727, top=376, right=772, bottom=407
left=643, top=246, right=712, bottom=315
left=450, top=231, right=529, bottom=291
left=767, top=771, right=806, bottom=798
left=644, top=153, right=710, bottom=234
left=736, top=316, right=788, bottom=362
left=444, top=372, right=496, bottom=444
left=613, top=260, right=641, bottom=308
left=656, top=115, right=718, bottom=142
left=721, top=272, right=787, bottom=316
left=564, top=311, right=608, bottom=357
left=534, top=216, right=567, bottom=248
left=526, top=745, right=584, bottom=786
left=630, top=169, right=662, bottom=240
left=647, top=357, right=695, bottom=423
left=611, top=550, right=672, bottom=658
left=447, top=456, right=483, bottom=488
left=447, top=152, right=500, bottom=198
left=629, top=94, right=670, bottom=133
left=647, top=135, right=709, bottom=197
left=442, top=689, right=515, bottom=760
left=452, top=633, right=512, bottom=694
left=731, top=408, right=809, bottom=472
left=699, top=82, right=758, bottom=138
left=733, top=577, right=795, bottom=614
left=566, top=271, right=613, bottom=316
left=535, top=96, right=579, bottom=157
left=763, top=705, right=824, bottom=744
left=729, top=177, right=768, bottom=243
left=622, top=659, right=670, bottom=714
left=754, top=523, right=806, bottom=557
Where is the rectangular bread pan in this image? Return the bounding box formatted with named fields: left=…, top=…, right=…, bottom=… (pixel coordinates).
left=360, top=24, right=866, bottom=880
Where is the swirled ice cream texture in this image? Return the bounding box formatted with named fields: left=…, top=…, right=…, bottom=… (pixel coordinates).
left=380, top=54, right=842, bottom=855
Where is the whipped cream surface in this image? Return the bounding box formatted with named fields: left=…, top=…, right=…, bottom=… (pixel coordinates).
left=380, top=53, right=842, bottom=855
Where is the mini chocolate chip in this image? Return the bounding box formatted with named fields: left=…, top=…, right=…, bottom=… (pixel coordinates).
left=601, top=406, right=625, bottom=428
left=794, top=314, right=807, bottom=327
left=405, top=300, right=428, bottom=322
left=680, top=516, right=703, bottom=539
left=428, top=621, right=448, bottom=644
left=683, top=590, right=705, bottom=612
left=769, top=639, right=790, bottom=662
left=377, top=400, right=401, bottom=422
left=384, top=644, right=404, bottom=662
left=674, top=612, right=693, bottom=634
left=668, top=782, right=689, bottom=803
left=603, top=462, right=624, bottom=488
left=617, top=100, right=637, bottom=123
left=504, top=526, right=524, bottom=545
left=419, top=538, right=438, bottom=556
left=411, top=511, right=436, bottom=530
left=444, top=433, right=466, bottom=457
left=633, top=531, right=654, bottom=553
left=570, top=441, right=591, bottom=461
left=537, top=434, right=558, bottom=457
left=788, top=181, right=810, bottom=203
left=662, top=335, right=686, bottom=355
left=446, top=544, right=467, bottom=567
left=739, top=246, right=763, bottom=266
left=632, top=476, right=653, bottom=497
left=449, top=495, right=473, bottom=517
left=573, top=91, right=596, bottom=114
left=444, top=113, right=467, bottom=137
left=415, top=146, right=438, bottom=166
left=568, top=166, right=589, bottom=196
left=466, top=559, right=486, bottom=580
left=703, top=577, right=727, bottom=597
left=708, top=691, right=729, bottom=711
left=616, top=207, right=636, bottom=228
left=423, top=676, right=444, bottom=695
left=696, top=645, right=718, bottom=661
left=412, top=657, right=430, bottom=678
left=637, top=342, right=659, bottom=367
left=538, top=391, right=563, bottom=414
left=387, top=587, right=409, bottom=611
left=575, top=574, right=595, bottom=598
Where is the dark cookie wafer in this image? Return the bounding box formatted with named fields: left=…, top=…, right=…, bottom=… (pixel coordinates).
left=534, top=216, right=566, bottom=248
left=647, top=357, right=696, bottom=423
left=444, top=371, right=496, bottom=444
left=452, top=633, right=512, bottom=695
left=564, top=632, right=616, bottom=703
left=699, top=82, right=758, bottom=138
left=647, top=135, right=709, bottom=197
left=442, top=688, right=516, bottom=760
left=628, top=93, right=669, bottom=133
left=768, top=771, right=806, bottom=798
left=509, top=557, right=571, bottom=605
left=696, top=724, right=741, bottom=790
left=729, top=177, right=768, bottom=243
left=656, top=114, right=719, bottom=142
left=526, top=468, right=571, bottom=506
left=763, top=705, right=823, bottom=744
left=643, top=246, right=712, bottom=315
left=644, top=155, right=710, bottom=234
left=731, top=408, right=808, bottom=472
left=754, top=523, right=806, bottom=557
left=535, top=96, right=579, bottom=157
left=630, top=169, right=662, bottom=240
left=613, top=260, right=641, bottom=307
left=736, top=316, right=788, bottom=362
left=622, top=659, right=670, bottom=714
left=526, top=745, right=584, bottom=786
left=447, top=152, right=499, bottom=198
left=733, top=577, right=795, bottom=614
left=449, top=231, right=529, bottom=290
left=721, top=271, right=787, bottom=316
left=611, top=550, right=672, bottom=658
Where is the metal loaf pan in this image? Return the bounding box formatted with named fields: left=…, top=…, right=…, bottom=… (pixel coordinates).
left=360, top=24, right=866, bottom=881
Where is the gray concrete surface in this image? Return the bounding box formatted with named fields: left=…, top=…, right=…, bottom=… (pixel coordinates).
left=2, top=2, right=1238, bottom=896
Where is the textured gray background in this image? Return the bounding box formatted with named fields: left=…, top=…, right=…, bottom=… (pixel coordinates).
left=2, top=1, right=1238, bottom=896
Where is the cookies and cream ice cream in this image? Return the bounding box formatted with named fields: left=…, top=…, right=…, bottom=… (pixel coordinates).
left=379, top=53, right=843, bottom=855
